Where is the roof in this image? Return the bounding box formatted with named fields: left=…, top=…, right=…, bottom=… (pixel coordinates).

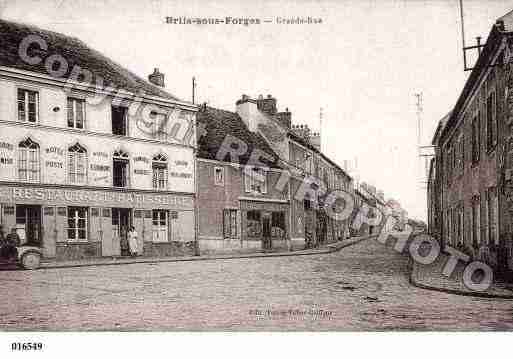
left=287, top=131, right=352, bottom=181
left=431, top=111, right=451, bottom=146
left=0, top=19, right=180, bottom=101
left=441, top=17, right=513, bottom=141
left=196, top=106, right=282, bottom=169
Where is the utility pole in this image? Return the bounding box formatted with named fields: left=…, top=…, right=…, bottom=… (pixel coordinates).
left=192, top=76, right=196, bottom=104
left=415, top=92, right=424, bottom=189
left=319, top=107, right=323, bottom=153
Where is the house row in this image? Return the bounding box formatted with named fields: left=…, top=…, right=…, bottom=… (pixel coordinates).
left=427, top=10, right=513, bottom=277
left=0, top=19, right=400, bottom=261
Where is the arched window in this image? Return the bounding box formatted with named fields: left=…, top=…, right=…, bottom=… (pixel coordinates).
left=18, top=138, right=40, bottom=182
left=113, top=149, right=130, bottom=188
left=68, top=143, right=87, bottom=184
left=152, top=153, right=168, bottom=190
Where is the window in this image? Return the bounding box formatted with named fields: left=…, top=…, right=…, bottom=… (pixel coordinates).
left=486, top=92, right=497, bottom=151
left=471, top=113, right=480, bottom=164
left=487, top=188, right=499, bottom=245
left=152, top=154, right=168, bottom=190
left=244, top=166, right=267, bottom=194
left=112, top=106, right=128, bottom=136
left=246, top=210, right=262, bottom=237
left=17, top=88, right=38, bottom=123
left=472, top=196, right=481, bottom=246
left=67, top=97, right=85, bottom=129
left=445, top=209, right=452, bottom=244
left=113, top=149, right=129, bottom=188
left=223, top=209, right=237, bottom=239
left=214, top=167, right=225, bottom=186
left=18, top=138, right=40, bottom=182
left=68, top=143, right=87, bottom=184
left=150, top=110, right=168, bottom=141
left=457, top=205, right=464, bottom=246
left=271, top=211, right=286, bottom=239
left=457, top=133, right=464, bottom=174
left=152, top=209, right=169, bottom=242
left=446, top=145, right=452, bottom=184
left=67, top=207, right=88, bottom=241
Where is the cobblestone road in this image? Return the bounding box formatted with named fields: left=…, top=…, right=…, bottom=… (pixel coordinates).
left=2, top=237, right=513, bottom=331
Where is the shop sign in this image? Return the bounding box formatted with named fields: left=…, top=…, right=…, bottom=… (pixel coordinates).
left=0, top=186, right=194, bottom=209
left=169, top=171, right=192, bottom=179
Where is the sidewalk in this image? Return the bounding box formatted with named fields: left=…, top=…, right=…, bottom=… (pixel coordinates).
left=40, top=235, right=372, bottom=270
left=410, top=251, right=513, bottom=299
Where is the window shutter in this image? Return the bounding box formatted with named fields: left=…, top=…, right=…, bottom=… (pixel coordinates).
left=262, top=170, right=267, bottom=194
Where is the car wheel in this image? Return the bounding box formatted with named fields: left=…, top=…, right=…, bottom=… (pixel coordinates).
left=21, top=252, right=41, bottom=270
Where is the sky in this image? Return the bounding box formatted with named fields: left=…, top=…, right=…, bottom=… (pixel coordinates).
left=2, top=0, right=512, bottom=221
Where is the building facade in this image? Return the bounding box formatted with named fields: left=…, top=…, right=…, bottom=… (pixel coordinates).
left=0, top=20, right=197, bottom=261
left=195, top=106, right=291, bottom=253
left=428, top=11, right=513, bottom=275
left=232, top=94, right=353, bottom=249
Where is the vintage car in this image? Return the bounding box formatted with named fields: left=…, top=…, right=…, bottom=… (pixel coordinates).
left=0, top=246, right=42, bottom=270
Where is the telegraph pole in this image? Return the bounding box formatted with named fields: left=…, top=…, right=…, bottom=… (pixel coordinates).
left=192, top=77, right=196, bottom=104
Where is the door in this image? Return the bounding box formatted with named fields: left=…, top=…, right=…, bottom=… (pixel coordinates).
left=16, top=205, right=41, bottom=246
left=263, top=213, right=271, bottom=250
left=152, top=209, right=169, bottom=242
left=113, top=208, right=131, bottom=256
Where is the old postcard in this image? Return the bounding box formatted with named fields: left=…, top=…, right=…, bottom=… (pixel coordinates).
left=0, top=0, right=512, bottom=355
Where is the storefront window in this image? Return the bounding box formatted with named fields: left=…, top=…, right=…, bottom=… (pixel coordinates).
left=271, top=211, right=286, bottom=239
left=152, top=209, right=169, bottom=242
left=152, top=154, right=168, bottom=190
left=18, top=138, right=40, bottom=182
left=247, top=210, right=262, bottom=237
left=68, top=143, right=87, bottom=184
left=67, top=207, right=88, bottom=241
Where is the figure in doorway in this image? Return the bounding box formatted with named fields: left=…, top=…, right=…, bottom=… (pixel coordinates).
left=120, top=225, right=129, bottom=256
left=128, top=226, right=139, bottom=257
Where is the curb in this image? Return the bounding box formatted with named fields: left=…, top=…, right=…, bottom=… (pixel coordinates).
left=408, top=264, right=513, bottom=300
left=39, top=235, right=373, bottom=270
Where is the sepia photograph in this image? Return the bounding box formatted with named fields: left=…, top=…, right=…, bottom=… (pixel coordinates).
left=0, top=0, right=513, bottom=355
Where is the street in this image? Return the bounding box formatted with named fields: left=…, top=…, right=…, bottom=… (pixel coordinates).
left=2, top=237, right=513, bottom=331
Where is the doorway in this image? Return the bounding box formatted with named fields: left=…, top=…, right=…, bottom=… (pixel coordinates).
left=16, top=205, right=42, bottom=246
left=112, top=208, right=131, bottom=256
left=262, top=213, right=272, bottom=250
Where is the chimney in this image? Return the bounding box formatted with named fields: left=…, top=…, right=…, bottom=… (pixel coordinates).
left=256, top=94, right=277, bottom=116
left=275, top=107, right=291, bottom=129
left=148, top=68, right=165, bottom=87
left=236, top=94, right=259, bottom=131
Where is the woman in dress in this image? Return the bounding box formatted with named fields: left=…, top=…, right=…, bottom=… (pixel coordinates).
left=127, top=226, right=139, bottom=257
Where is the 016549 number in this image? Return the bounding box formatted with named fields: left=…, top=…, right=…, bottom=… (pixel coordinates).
left=11, top=342, right=43, bottom=351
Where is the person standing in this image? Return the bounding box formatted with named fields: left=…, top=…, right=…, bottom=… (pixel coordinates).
left=2, top=228, right=20, bottom=261
left=127, top=226, right=139, bottom=257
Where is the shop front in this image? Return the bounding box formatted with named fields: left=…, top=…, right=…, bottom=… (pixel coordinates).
left=0, top=184, right=195, bottom=261
left=239, top=199, right=289, bottom=250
